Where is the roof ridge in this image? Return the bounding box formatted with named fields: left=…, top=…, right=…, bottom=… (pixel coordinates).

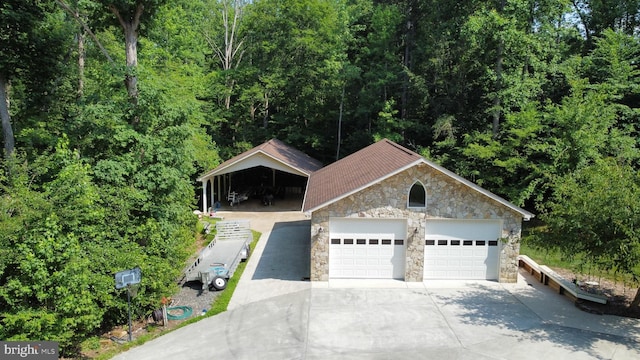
left=383, top=139, right=418, bottom=157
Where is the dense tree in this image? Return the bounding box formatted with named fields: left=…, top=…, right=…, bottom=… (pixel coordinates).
left=0, top=149, right=104, bottom=355
left=1, top=0, right=213, bottom=354
left=0, top=1, right=70, bottom=157
left=4, top=0, right=640, bottom=351
left=572, top=0, right=640, bottom=46
left=340, top=0, right=404, bottom=154
left=223, top=0, right=349, bottom=161
left=539, top=158, right=640, bottom=308
left=202, top=0, right=248, bottom=111
left=92, top=0, right=168, bottom=108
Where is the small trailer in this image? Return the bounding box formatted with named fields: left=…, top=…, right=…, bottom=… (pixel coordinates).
left=181, top=220, right=252, bottom=291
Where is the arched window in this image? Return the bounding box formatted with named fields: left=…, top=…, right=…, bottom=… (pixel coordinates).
left=408, top=181, right=426, bottom=208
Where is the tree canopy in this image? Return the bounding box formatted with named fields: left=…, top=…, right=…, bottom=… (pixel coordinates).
left=2, top=0, right=640, bottom=353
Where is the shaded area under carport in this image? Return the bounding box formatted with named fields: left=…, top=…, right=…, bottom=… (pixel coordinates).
left=196, top=139, right=323, bottom=214
left=201, top=166, right=308, bottom=212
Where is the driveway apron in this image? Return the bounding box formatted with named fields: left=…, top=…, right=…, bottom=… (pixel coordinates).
left=113, top=212, right=640, bottom=360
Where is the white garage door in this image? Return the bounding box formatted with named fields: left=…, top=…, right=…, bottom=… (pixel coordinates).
left=424, top=220, right=501, bottom=280
left=329, top=219, right=406, bottom=279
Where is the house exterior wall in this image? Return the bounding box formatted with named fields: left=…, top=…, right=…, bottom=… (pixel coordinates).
left=310, top=163, right=523, bottom=282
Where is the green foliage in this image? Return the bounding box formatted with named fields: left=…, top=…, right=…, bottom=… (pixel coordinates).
left=540, top=159, right=640, bottom=280
left=0, top=153, right=104, bottom=354
left=221, top=0, right=349, bottom=160
left=373, top=99, right=403, bottom=143
left=4, top=0, right=640, bottom=350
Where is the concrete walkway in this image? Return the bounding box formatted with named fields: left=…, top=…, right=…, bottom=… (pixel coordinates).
left=226, top=210, right=311, bottom=310
left=113, top=213, right=640, bottom=360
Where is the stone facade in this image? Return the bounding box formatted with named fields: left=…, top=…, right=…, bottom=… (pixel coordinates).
left=310, top=163, right=523, bottom=282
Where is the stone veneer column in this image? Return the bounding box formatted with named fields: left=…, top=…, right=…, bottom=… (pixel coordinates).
left=403, top=216, right=424, bottom=281
left=310, top=217, right=329, bottom=281
left=498, top=219, right=522, bottom=283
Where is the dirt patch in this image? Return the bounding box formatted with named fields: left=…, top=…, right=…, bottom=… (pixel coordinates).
left=551, top=267, right=640, bottom=319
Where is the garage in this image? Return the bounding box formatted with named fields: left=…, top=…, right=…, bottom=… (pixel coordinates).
left=424, top=219, right=502, bottom=280
left=329, top=219, right=406, bottom=279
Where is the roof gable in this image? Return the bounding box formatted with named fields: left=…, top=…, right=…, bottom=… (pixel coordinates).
left=197, top=139, right=323, bottom=181
left=302, top=139, right=533, bottom=220
left=302, top=139, right=422, bottom=212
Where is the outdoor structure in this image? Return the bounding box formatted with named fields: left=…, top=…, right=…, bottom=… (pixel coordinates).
left=198, top=138, right=534, bottom=283
left=197, top=139, right=323, bottom=212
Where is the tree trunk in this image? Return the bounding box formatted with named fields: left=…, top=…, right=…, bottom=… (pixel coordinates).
left=401, top=2, right=413, bottom=124
left=492, top=41, right=503, bottom=136
left=224, top=78, right=233, bottom=110
left=570, top=0, right=592, bottom=46
left=0, top=73, right=15, bottom=157
left=336, top=85, right=344, bottom=161
left=109, top=4, right=143, bottom=108
left=492, top=0, right=505, bottom=138
left=631, top=287, right=640, bottom=309
left=56, top=0, right=114, bottom=65
left=123, top=22, right=139, bottom=102
left=262, top=91, right=269, bottom=129
left=206, top=0, right=245, bottom=110
left=78, top=27, right=85, bottom=97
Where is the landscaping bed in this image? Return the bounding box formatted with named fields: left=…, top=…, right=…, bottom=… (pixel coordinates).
left=78, top=226, right=261, bottom=359
left=551, top=267, right=640, bottom=319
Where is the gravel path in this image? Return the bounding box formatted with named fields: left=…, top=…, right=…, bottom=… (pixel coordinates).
left=169, top=281, right=222, bottom=318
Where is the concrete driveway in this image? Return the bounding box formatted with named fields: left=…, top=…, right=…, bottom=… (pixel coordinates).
left=113, top=211, right=640, bottom=360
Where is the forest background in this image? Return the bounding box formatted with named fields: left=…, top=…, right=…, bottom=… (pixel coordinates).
left=2, top=0, right=640, bottom=355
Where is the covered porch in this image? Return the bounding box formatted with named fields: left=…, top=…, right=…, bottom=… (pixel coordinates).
left=197, top=139, right=323, bottom=213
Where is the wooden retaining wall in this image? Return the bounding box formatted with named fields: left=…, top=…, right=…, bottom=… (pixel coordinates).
left=518, top=255, right=607, bottom=305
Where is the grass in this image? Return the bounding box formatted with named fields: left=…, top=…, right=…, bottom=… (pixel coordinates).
left=196, top=217, right=218, bottom=245
left=519, top=220, right=576, bottom=269
left=520, top=223, right=636, bottom=286
left=519, top=241, right=583, bottom=270
left=92, top=229, right=262, bottom=360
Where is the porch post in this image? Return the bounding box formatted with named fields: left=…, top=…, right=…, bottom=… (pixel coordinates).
left=209, top=177, right=216, bottom=207
left=202, top=179, right=208, bottom=213
left=222, top=174, right=226, bottom=195
left=216, top=175, right=220, bottom=204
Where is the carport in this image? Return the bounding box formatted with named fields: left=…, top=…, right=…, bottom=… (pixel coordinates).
left=196, top=139, right=323, bottom=212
